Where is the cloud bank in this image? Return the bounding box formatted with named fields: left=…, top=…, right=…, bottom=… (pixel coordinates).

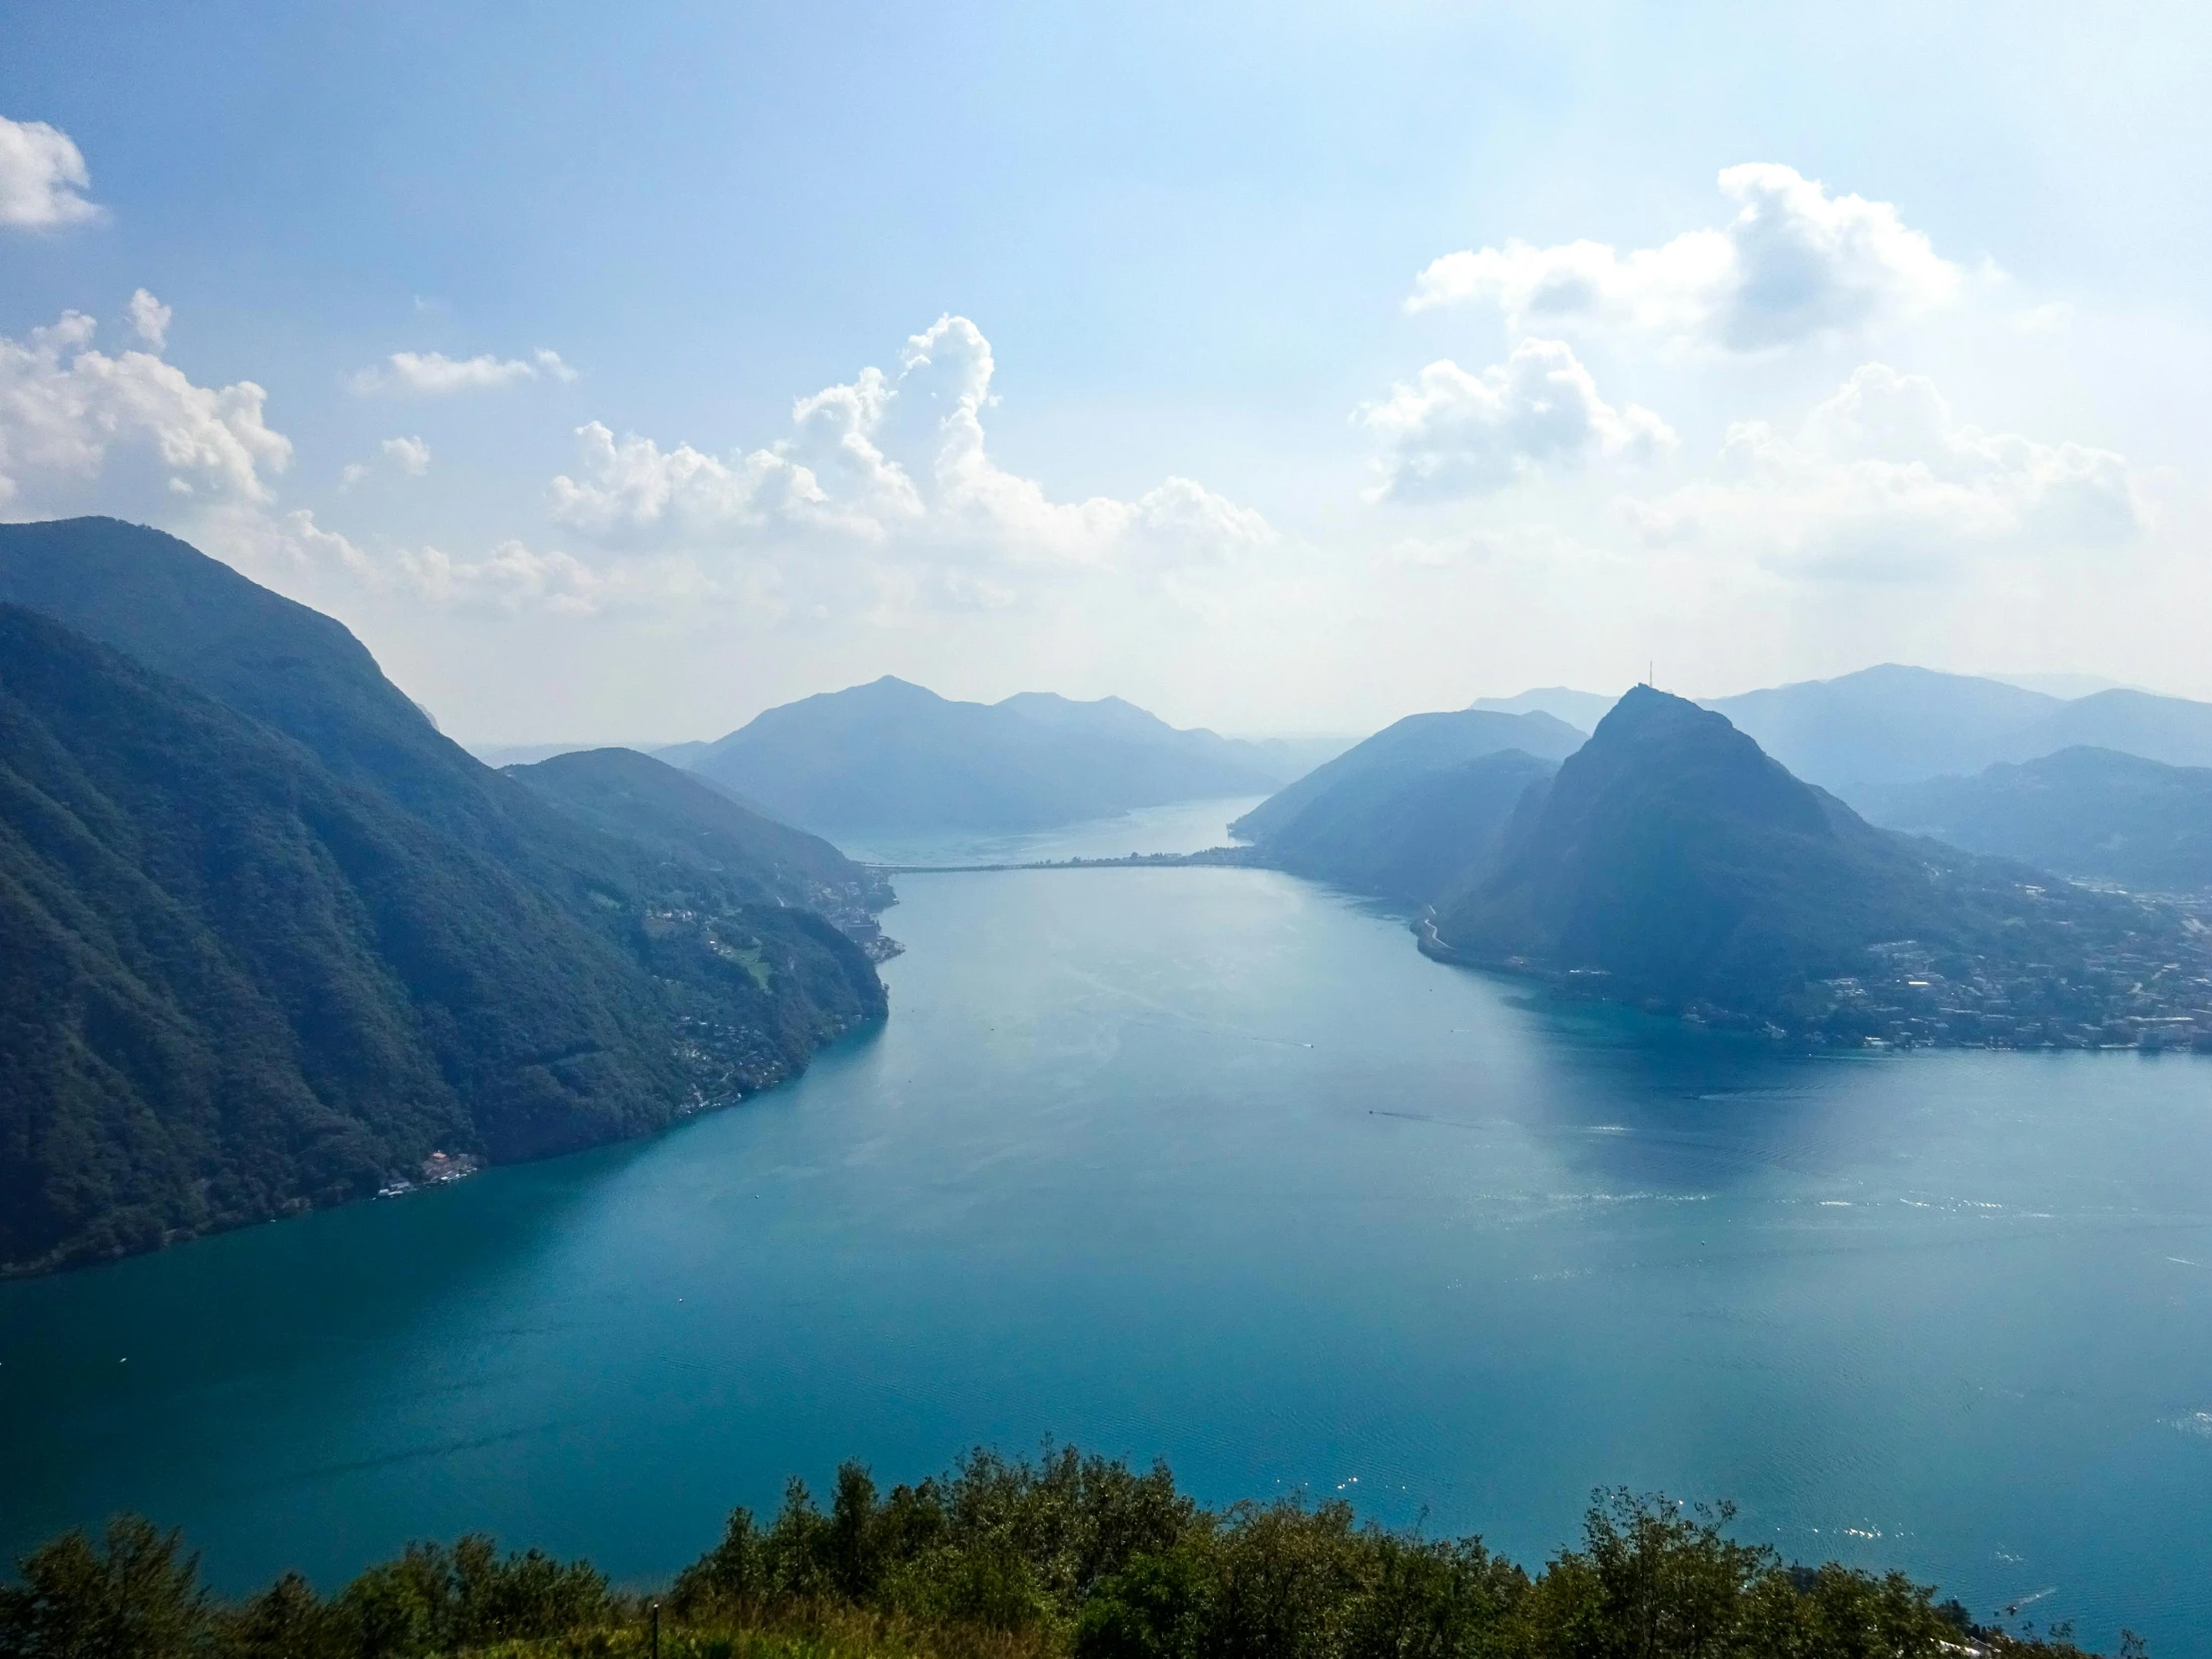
left=1629, top=363, right=2148, bottom=573
left=0, top=306, right=290, bottom=515
left=1359, top=337, right=1676, bottom=501
left=349, top=347, right=575, bottom=395
left=551, top=314, right=1274, bottom=575
left=0, top=116, right=102, bottom=230
left=1409, top=165, right=1960, bottom=351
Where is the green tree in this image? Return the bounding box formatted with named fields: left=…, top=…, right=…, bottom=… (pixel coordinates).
left=0, top=1515, right=209, bottom=1659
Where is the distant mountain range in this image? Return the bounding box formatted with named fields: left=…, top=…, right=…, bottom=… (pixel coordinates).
left=1475, top=667, right=2212, bottom=809
left=0, top=518, right=888, bottom=1276
left=1467, top=687, right=1621, bottom=730
left=1871, top=747, right=2212, bottom=892
left=685, top=677, right=1302, bottom=833
left=1704, top=666, right=2212, bottom=801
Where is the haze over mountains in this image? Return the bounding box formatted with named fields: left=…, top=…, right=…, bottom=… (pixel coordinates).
left=0, top=519, right=887, bottom=1275
left=682, top=677, right=1305, bottom=835
left=1704, top=667, right=2212, bottom=801
left=1875, top=748, right=2212, bottom=891
left=1474, top=667, right=2212, bottom=807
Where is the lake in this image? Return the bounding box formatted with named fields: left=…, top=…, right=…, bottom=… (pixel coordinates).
left=4, top=797, right=2211, bottom=1650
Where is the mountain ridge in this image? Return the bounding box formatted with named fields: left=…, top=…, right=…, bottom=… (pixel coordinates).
left=688, top=675, right=1298, bottom=833
left=1230, top=709, right=1584, bottom=847
left=0, top=520, right=888, bottom=1276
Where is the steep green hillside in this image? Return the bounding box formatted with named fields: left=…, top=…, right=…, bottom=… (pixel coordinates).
left=0, top=521, right=888, bottom=1276
left=507, top=746, right=899, bottom=950
left=1230, top=709, right=1583, bottom=846
left=1873, top=747, right=2212, bottom=891
left=1433, top=688, right=2201, bottom=1035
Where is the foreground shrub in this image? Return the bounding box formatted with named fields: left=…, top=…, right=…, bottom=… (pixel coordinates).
left=0, top=1449, right=2138, bottom=1659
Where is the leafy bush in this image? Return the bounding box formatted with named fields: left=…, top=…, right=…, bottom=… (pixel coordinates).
left=0, top=1449, right=2135, bottom=1659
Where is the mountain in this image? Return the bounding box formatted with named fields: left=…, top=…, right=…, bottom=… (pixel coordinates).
left=505, top=747, right=898, bottom=948
left=1702, top=665, right=2212, bottom=803
left=1701, top=666, right=2060, bottom=800
left=1872, top=747, right=2212, bottom=892
left=1230, top=709, right=1585, bottom=845
left=0, top=520, right=885, bottom=1275
left=2017, top=688, right=2212, bottom=770
left=1431, top=687, right=2201, bottom=1037
left=687, top=678, right=1296, bottom=833
left=1468, top=687, right=1620, bottom=729
left=469, top=738, right=785, bottom=773
left=1240, top=749, right=1558, bottom=904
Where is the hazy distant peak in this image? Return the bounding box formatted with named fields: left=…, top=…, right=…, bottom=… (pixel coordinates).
left=1723, top=663, right=2061, bottom=706
left=688, top=675, right=1297, bottom=832
left=1468, top=687, right=1615, bottom=730
left=995, top=690, right=1186, bottom=737
left=1983, top=671, right=2143, bottom=700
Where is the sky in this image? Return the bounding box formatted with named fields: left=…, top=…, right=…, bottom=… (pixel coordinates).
left=3, top=0, right=2210, bottom=743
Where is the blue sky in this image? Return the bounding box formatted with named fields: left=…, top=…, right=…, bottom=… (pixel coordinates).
left=4, top=1, right=2209, bottom=741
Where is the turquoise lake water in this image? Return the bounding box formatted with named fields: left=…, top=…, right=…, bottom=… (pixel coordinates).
left=4, top=797, right=2211, bottom=1649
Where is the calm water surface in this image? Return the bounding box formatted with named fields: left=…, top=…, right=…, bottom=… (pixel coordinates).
left=5, top=797, right=2211, bottom=1649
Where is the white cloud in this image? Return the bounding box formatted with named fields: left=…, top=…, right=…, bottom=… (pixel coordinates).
left=0, top=309, right=290, bottom=514
left=126, top=289, right=172, bottom=349
left=0, top=116, right=102, bottom=230
left=380, top=434, right=430, bottom=476
left=550, top=313, right=1273, bottom=574
left=1357, top=337, right=1676, bottom=501
left=1408, top=165, right=1961, bottom=351
left=349, top=346, right=575, bottom=395
left=1627, top=363, right=2147, bottom=574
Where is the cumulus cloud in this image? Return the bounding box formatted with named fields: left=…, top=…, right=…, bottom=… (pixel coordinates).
left=1627, top=363, right=2147, bottom=573
left=0, top=309, right=291, bottom=515
left=0, top=116, right=102, bottom=230
left=550, top=314, right=1274, bottom=573
left=1409, top=165, right=1961, bottom=351
left=126, top=289, right=172, bottom=349
left=380, top=434, right=430, bottom=476
left=1358, top=337, right=1675, bottom=501
left=349, top=347, right=575, bottom=395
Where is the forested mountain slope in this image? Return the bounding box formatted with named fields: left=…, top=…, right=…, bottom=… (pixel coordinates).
left=0, top=522, right=885, bottom=1275
left=1872, top=747, right=2212, bottom=891
left=1433, top=688, right=2196, bottom=1033
left=1237, top=749, right=1557, bottom=904
left=1230, top=709, right=1583, bottom=846
left=506, top=746, right=897, bottom=948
